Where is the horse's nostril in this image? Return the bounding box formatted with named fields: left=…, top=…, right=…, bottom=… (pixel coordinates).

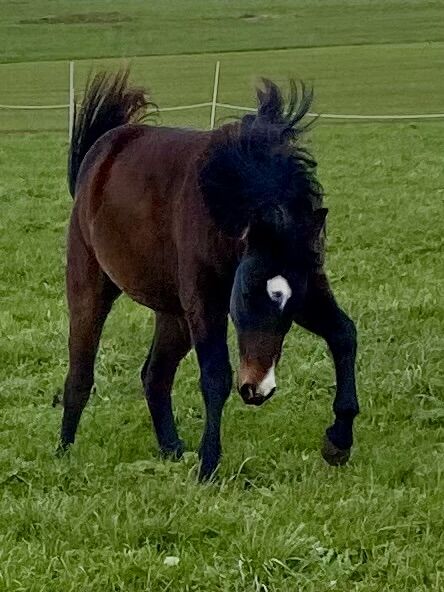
left=239, top=383, right=276, bottom=406
left=240, top=383, right=256, bottom=401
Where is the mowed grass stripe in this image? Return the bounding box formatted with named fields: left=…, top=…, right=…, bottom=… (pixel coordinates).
left=1, top=0, right=443, bottom=64
left=1, top=41, right=443, bottom=132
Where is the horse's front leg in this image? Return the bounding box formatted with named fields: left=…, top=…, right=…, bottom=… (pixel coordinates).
left=295, top=273, right=359, bottom=465
left=189, top=316, right=232, bottom=481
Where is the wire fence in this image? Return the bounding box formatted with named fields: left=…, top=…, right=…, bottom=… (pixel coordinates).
left=1, top=60, right=443, bottom=136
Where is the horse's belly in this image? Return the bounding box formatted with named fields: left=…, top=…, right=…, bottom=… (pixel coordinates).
left=114, top=272, right=182, bottom=313
left=90, top=208, right=182, bottom=314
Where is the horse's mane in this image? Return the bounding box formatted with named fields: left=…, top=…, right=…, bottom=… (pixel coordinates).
left=199, top=79, right=323, bottom=237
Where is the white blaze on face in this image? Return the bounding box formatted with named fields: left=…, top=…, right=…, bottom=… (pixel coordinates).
left=256, top=363, right=276, bottom=396
left=266, top=275, right=292, bottom=310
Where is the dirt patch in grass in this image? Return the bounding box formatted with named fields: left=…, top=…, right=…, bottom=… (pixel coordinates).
left=238, top=13, right=277, bottom=22
left=20, top=11, right=132, bottom=25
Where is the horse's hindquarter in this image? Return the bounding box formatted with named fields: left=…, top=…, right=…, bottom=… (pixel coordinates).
left=76, top=125, right=210, bottom=314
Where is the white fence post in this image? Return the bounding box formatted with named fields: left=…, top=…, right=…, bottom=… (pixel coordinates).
left=210, top=60, right=220, bottom=130
left=68, top=61, right=75, bottom=142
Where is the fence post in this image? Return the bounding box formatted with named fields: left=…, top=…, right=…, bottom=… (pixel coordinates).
left=68, top=61, right=75, bottom=142
left=210, top=60, right=220, bottom=130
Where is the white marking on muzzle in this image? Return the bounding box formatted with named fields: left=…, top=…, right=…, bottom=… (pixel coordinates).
left=256, top=363, right=276, bottom=396
left=266, top=275, right=292, bottom=310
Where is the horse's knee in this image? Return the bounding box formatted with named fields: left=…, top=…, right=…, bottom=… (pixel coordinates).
left=328, top=313, right=357, bottom=356
left=344, top=316, right=357, bottom=347
left=64, top=369, right=94, bottom=407
left=63, top=386, right=91, bottom=412
left=201, top=365, right=232, bottom=403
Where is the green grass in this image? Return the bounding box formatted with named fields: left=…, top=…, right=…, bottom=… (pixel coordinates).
left=1, top=40, right=444, bottom=133
left=1, top=1, right=443, bottom=590
left=1, top=0, right=443, bottom=132
left=1, top=0, right=443, bottom=64
left=1, top=123, right=443, bottom=591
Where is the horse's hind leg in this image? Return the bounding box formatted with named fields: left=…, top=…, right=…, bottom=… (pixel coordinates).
left=58, top=220, right=120, bottom=451
left=141, top=312, right=191, bottom=458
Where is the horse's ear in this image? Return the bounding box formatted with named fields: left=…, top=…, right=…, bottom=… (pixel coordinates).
left=312, top=208, right=328, bottom=234
left=256, top=79, right=284, bottom=124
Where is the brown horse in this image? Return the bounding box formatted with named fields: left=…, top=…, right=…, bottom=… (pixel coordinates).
left=59, top=70, right=359, bottom=480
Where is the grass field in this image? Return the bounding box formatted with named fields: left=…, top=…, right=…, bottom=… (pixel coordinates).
left=0, top=1, right=443, bottom=590
left=2, top=0, right=444, bottom=64
left=1, top=0, right=444, bottom=132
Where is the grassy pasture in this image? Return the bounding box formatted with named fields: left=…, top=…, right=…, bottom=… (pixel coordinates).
left=1, top=123, right=442, bottom=592
left=1, top=0, right=443, bottom=64
left=1, top=41, right=444, bottom=133
left=0, top=0, right=443, bottom=590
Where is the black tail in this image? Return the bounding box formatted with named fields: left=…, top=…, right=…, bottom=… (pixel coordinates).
left=68, top=69, right=151, bottom=198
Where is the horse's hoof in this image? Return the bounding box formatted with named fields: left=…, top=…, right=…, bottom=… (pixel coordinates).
left=55, top=442, right=70, bottom=457
left=198, top=462, right=219, bottom=483
left=197, top=453, right=220, bottom=482
left=322, top=435, right=351, bottom=466
left=160, top=440, right=185, bottom=460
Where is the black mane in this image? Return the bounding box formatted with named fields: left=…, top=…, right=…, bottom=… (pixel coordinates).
left=199, top=79, right=324, bottom=238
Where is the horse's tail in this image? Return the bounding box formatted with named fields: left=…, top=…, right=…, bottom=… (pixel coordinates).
left=68, top=69, right=150, bottom=198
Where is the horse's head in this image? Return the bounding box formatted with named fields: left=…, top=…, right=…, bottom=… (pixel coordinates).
left=199, top=78, right=325, bottom=405
left=230, top=205, right=327, bottom=405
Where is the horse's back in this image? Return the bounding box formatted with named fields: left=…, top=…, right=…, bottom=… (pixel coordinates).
left=72, top=124, right=211, bottom=312
left=77, top=124, right=209, bottom=213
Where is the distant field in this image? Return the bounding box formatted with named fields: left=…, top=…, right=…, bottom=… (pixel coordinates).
left=1, top=41, right=444, bottom=133
left=0, top=0, right=443, bottom=132
left=1, top=0, right=443, bottom=64
left=1, top=1, right=443, bottom=590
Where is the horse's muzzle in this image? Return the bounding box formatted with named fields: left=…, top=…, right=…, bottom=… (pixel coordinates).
left=239, top=383, right=276, bottom=406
